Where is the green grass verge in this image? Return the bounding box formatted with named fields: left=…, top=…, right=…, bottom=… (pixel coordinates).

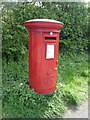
left=2, top=52, right=88, bottom=118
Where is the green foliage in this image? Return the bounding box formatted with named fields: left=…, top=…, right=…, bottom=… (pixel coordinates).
left=2, top=3, right=88, bottom=118
left=2, top=53, right=88, bottom=118
left=61, top=88, right=79, bottom=105
left=2, top=3, right=28, bottom=61
left=2, top=57, right=66, bottom=118
left=2, top=2, right=88, bottom=61
left=58, top=52, right=88, bottom=104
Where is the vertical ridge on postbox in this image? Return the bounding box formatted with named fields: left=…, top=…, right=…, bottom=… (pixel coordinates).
left=24, top=19, right=64, bottom=94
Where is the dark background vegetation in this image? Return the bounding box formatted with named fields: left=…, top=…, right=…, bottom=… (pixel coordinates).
left=2, top=2, right=89, bottom=62
left=2, top=2, right=89, bottom=118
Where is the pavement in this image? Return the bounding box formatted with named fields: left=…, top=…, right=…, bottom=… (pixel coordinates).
left=63, top=101, right=89, bottom=118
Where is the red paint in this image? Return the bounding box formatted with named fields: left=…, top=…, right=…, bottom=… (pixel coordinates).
left=24, top=19, right=64, bottom=94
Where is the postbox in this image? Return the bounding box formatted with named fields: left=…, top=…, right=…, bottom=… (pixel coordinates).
left=24, top=19, right=64, bottom=94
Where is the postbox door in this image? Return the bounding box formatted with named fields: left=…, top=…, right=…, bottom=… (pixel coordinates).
left=41, top=34, right=59, bottom=89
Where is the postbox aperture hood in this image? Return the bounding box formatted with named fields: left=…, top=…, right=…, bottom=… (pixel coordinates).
left=24, top=19, right=64, bottom=30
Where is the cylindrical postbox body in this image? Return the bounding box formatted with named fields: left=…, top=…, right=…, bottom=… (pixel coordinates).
left=24, top=19, right=64, bottom=94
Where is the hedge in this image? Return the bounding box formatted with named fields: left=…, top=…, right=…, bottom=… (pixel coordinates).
left=2, top=2, right=88, bottom=61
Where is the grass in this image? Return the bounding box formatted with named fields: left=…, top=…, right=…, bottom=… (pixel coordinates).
left=2, top=52, right=88, bottom=118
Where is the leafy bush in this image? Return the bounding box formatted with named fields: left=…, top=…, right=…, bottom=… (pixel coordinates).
left=2, top=2, right=88, bottom=61
left=2, top=58, right=66, bottom=118
left=2, top=52, right=88, bottom=118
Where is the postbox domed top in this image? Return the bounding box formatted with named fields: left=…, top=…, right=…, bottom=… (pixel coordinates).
left=24, top=19, right=64, bottom=30
left=25, top=19, right=62, bottom=23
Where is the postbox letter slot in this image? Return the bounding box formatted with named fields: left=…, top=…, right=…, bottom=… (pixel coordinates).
left=45, top=37, right=56, bottom=40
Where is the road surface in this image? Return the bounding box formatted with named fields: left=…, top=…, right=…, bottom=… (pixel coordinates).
left=63, top=101, right=88, bottom=118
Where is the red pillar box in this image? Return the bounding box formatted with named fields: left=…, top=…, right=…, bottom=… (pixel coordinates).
left=24, top=19, right=64, bottom=94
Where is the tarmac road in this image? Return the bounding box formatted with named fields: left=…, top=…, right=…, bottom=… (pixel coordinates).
left=63, top=101, right=88, bottom=118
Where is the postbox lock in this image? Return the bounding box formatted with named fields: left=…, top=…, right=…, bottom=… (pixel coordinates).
left=50, top=32, right=53, bottom=36
left=55, top=68, right=57, bottom=70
